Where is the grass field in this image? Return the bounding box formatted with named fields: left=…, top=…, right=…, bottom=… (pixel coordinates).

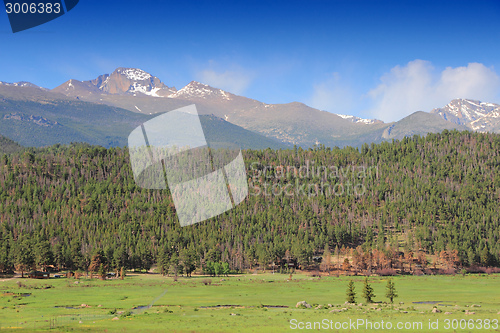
left=0, top=272, right=499, bottom=332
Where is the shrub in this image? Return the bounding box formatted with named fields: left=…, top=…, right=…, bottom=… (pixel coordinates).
left=484, top=267, right=500, bottom=274
left=120, top=310, right=132, bottom=318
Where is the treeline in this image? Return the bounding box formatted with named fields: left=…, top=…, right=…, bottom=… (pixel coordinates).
left=0, top=130, right=499, bottom=276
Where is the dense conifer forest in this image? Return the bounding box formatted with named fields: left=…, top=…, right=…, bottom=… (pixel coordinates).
left=0, top=130, right=499, bottom=276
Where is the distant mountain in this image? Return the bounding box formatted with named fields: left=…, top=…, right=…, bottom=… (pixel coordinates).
left=0, top=81, right=45, bottom=89
left=0, top=84, right=286, bottom=149
left=335, top=114, right=383, bottom=125
left=382, top=111, right=468, bottom=140
left=53, top=67, right=176, bottom=98
left=168, top=81, right=234, bottom=101
left=4, top=68, right=500, bottom=148
left=431, top=98, right=500, bottom=132
left=51, top=68, right=393, bottom=147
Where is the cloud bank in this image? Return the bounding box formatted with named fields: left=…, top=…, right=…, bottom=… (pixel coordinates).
left=367, top=60, right=500, bottom=122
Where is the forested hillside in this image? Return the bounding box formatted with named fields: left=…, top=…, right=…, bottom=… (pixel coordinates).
left=0, top=130, right=499, bottom=276
left=0, top=135, right=23, bottom=154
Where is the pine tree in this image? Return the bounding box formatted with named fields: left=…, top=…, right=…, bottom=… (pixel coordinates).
left=346, top=280, right=356, bottom=303
left=97, top=263, right=106, bottom=280
left=385, top=278, right=398, bottom=303
left=362, top=277, right=375, bottom=303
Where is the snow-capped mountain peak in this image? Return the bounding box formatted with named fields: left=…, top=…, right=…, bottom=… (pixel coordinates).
left=77, top=68, right=176, bottom=97
left=0, top=81, right=44, bottom=89
left=167, top=81, right=233, bottom=100
left=117, top=68, right=152, bottom=81
left=431, top=98, right=499, bottom=125
left=431, top=98, right=500, bottom=132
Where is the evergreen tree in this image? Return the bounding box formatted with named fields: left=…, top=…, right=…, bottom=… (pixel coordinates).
left=1, top=131, right=500, bottom=277
left=346, top=280, right=356, bottom=303
left=14, top=239, right=34, bottom=277
left=385, top=278, right=398, bottom=303
left=362, top=277, right=375, bottom=303
left=180, top=248, right=196, bottom=277
left=97, top=263, right=106, bottom=280
left=222, top=262, right=230, bottom=276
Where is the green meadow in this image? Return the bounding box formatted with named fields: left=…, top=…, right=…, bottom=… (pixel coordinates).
left=0, top=273, right=499, bottom=332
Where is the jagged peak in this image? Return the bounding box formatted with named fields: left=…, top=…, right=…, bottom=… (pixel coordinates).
left=113, top=68, right=152, bottom=81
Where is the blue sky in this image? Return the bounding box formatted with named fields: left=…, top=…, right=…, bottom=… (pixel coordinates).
left=2, top=0, right=500, bottom=121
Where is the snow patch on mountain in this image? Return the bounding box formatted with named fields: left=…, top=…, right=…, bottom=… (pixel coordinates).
left=431, top=99, right=499, bottom=125
left=431, top=99, right=500, bottom=132
left=118, top=68, right=152, bottom=81
left=0, top=81, right=43, bottom=89
left=336, top=114, right=380, bottom=125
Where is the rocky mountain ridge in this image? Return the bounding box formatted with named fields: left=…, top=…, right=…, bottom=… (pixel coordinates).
left=2, top=68, right=499, bottom=148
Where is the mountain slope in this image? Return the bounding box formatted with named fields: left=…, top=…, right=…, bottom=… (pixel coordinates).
left=198, top=115, right=288, bottom=150
left=0, top=97, right=146, bottom=147
left=7, top=68, right=500, bottom=148
left=382, top=111, right=468, bottom=140
left=51, top=68, right=391, bottom=147
left=0, top=134, right=23, bottom=154
left=0, top=85, right=286, bottom=149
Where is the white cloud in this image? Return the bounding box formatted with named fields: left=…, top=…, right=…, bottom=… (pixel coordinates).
left=367, top=60, right=500, bottom=122
left=197, top=66, right=253, bottom=95
left=309, top=72, right=355, bottom=114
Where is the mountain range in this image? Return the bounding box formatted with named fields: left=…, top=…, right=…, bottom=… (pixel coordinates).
left=1, top=67, right=500, bottom=149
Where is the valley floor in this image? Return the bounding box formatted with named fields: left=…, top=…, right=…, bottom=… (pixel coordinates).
left=0, top=272, right=499, bottom=332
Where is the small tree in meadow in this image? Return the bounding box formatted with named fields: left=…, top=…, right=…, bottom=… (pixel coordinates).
left=385, top=278, right=398, bottom=303
left=362, top=277, right=375, bottom=303
left=346, top=280, right=356, bottom=303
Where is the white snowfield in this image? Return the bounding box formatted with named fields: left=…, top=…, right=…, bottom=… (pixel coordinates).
left=336, top=114, right=379, bottom=124
left=119, top=68, right=152, bottom=81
